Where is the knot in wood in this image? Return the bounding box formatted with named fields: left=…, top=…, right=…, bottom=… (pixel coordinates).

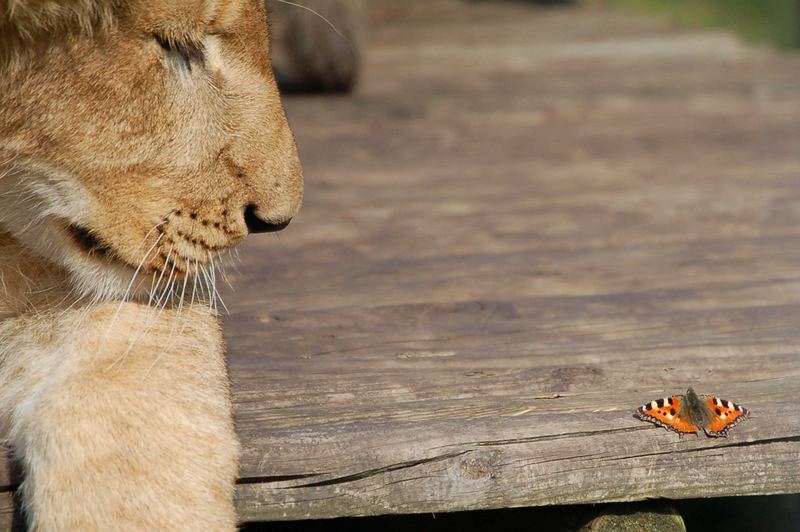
left=458, top=455, right=494, bottom=481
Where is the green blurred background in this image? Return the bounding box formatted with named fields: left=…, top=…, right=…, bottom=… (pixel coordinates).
left=606, top=0, right=800, bottom=48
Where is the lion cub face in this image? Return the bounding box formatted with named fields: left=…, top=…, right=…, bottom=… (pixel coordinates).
left=0, top=0, right=302, bottom=300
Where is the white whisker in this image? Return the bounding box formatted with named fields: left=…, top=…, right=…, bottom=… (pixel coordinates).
left=148, top=246, right=173, bottom=306
left=274, top=0, right=354, bottom=54
left=103, top=230, right=163, bottom=341
left=208, top=252, right=228, bottom=315
left=200, top=263, right=215, bottom=311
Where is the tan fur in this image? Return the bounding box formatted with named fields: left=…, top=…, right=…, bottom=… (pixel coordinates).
left=0, top=0, right=118, bottom=65
left=0, top=0, right=303, bottom=529
left=1, top=304, right=238, bottom=530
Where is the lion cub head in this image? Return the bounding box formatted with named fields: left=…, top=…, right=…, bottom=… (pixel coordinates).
left=0, top=0, right=303, bottom=302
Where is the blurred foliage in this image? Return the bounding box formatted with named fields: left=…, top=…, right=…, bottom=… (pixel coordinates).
left=606, top=0, right=800, bottom=48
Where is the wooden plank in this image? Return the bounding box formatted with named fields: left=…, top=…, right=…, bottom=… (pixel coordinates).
left=227, top=0, right=800, bottom=520
left=235, top=410, right=800, bottom=521
left=3, top=0, right=800, bottom=525
left=0, top=493, right=13, bottom=531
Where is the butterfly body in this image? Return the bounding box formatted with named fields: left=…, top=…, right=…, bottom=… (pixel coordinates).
left=635, top=388, right=748, bottom=437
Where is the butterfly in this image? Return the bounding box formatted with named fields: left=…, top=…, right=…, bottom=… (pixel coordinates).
left=635, top=387, right=749, bottom=437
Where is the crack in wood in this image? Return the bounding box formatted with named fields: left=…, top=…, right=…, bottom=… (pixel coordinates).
left=468, top=426, right=648, bottom=447
left=500, top=452, right=598, bottom=469
left=283, top=451, right=472, bottom=489
left=702, top=435, right=800, bottom=451
left=238, top=473, right=322, bottom=485
left=604, top=435, right=800, bottom=462
left=230, top=435, right=800, bottom=491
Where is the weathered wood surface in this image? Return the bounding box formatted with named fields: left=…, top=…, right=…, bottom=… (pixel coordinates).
left=3, top=0, right=800, bottom=527
left=0, top=495, right=12, bottom=531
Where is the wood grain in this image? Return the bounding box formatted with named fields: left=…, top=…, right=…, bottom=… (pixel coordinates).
left=3, top=0, right=800, bottom=525
left=0, top=493, right=13, bottom=531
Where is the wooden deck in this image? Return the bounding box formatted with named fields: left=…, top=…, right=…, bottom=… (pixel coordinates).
left=3, top=0, right=800, bottom=526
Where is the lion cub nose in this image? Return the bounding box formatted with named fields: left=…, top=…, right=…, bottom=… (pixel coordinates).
left=244, top=204, right=292, bottom=234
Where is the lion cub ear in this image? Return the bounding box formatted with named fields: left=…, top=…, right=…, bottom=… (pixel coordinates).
left=1, top=0, right=118, bottom=60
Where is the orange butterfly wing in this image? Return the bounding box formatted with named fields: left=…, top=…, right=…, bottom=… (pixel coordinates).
left=636, top=396, right=699, bottom=434
left=704, top=396, right=749, bottom=436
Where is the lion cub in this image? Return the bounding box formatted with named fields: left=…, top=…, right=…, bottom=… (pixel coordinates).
left=0, top=1, right=302, bottom=530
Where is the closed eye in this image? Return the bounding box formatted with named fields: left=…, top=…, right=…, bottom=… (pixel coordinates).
left=155, top=34, right=205, bottom=71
